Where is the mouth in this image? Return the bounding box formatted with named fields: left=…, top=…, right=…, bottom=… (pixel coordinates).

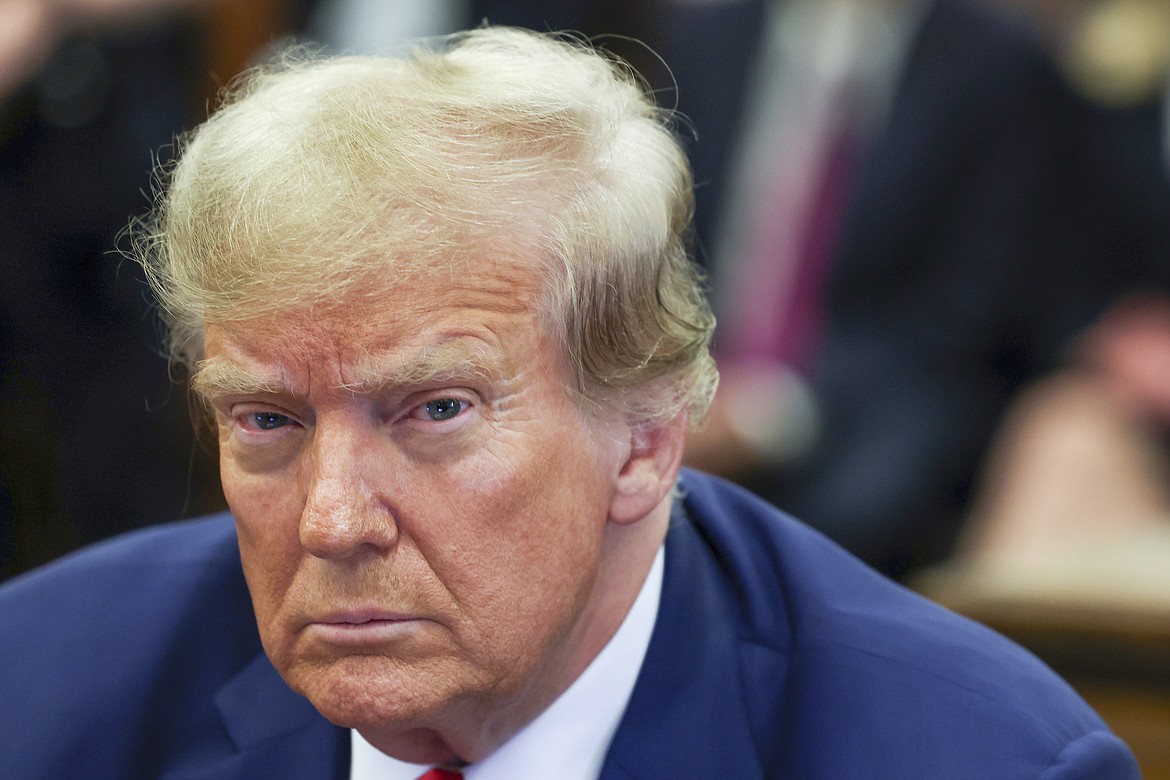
left=306, top=610, right=429, bottom=643
left=318, top=609, right=415, bottom=625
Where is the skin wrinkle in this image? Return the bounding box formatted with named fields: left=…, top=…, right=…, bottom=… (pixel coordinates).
left=198, top=339, right=501, bottom=405
left=193, top=260, right=533, bottom=406
left=339, top=339, right=501, bottom=397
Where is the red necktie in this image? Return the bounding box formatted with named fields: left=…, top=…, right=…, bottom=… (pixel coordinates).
left=417, top=770, right=463, bottom=780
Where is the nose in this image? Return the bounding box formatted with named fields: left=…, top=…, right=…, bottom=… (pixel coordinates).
left=299, top=423, right=399, bottom=559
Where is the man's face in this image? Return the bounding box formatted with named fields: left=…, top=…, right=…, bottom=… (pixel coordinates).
left=200, top=254, right=633, bottom=759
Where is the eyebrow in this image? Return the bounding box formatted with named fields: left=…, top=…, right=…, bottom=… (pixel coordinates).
left=340, top=339, right=501, bottom=395
left=191, top=338, right=502, bottom=402
left=191, top=357, right=283, bottom=400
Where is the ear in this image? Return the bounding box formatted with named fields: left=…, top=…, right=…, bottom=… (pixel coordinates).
left=609, top=411, right=688, bottom=526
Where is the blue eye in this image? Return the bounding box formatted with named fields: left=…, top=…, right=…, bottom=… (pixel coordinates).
left=423, top=398, right=465, bottom=421
left=252, top=412, right=290, bottom=430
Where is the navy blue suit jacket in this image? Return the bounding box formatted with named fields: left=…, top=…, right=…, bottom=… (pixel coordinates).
left=0, top=471, right=1138, bottom=778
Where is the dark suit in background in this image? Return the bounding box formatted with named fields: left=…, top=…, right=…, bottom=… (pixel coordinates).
left=0, top=19, right=225, bottom=579
left=660, top=0, right=1170, bottom=578
left=0, top=470, right=1138, bottom=778
left=781, top=0, right=1170, bottom=576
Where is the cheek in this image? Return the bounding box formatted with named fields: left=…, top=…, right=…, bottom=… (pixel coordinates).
left=220, top=436, right=308, bottom=530
left=421, top=423, right=614, bottom=624
left=222, top=450, right=295, bottom=545
left=221, top=451, right=306, bottom=628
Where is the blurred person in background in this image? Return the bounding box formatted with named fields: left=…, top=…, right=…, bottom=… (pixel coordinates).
left=935, top=0, right=1170, bottom=592
left=0, top=0, right=231, bottom=578
left=683, top=0, right=1170, bottom=579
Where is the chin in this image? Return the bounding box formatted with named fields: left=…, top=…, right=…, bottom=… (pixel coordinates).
left=292, top=654, right=450, bottom=731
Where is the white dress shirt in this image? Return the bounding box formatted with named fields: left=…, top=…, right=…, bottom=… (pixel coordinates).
left=350, top=545, right=665, bottom=780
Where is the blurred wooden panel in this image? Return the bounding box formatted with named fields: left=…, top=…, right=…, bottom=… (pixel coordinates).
left=1078, top=684, right=1170, bottom=779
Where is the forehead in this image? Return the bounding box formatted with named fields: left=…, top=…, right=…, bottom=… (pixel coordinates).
left=197, top=251, right=555, bottom=394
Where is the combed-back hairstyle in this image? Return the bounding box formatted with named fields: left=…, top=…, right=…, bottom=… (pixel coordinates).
left=133, top=26, right=717, bottom=427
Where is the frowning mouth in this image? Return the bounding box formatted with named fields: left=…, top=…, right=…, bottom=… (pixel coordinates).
left=306, top=611, right=429, bottom=643
left=317, top=609, right=416, bottom=624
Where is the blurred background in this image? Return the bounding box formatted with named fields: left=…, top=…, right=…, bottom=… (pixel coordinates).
left=1, top=0, right=1168, bottom=772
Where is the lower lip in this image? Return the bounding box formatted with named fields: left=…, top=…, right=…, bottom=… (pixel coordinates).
left=307, top=618, right=427, bottom=643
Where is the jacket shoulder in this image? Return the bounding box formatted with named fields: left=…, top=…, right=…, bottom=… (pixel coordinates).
left=0, top=514, right=249, bottom=645
left=0, top=515, right=262, bottom=778
left=677, top=470, right=1139, bottom=777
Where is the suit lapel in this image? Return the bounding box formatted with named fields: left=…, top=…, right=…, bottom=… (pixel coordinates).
left=162, top=652, right=349, bottom=780
left=600, top=500, right=781, bottom=779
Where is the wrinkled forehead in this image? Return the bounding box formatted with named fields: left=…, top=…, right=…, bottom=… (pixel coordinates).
left=194, top=242, right=560, bottom=384
left=191, top=223, right=558, bottom=341
left=196, top=318, right=513, bottom=403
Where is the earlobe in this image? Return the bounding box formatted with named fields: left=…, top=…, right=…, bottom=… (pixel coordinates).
left=609, top=412, right=688, bottom=526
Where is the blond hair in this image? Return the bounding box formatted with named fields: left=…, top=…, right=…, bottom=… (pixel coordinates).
left=133, top=26, right=717, bottom=426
